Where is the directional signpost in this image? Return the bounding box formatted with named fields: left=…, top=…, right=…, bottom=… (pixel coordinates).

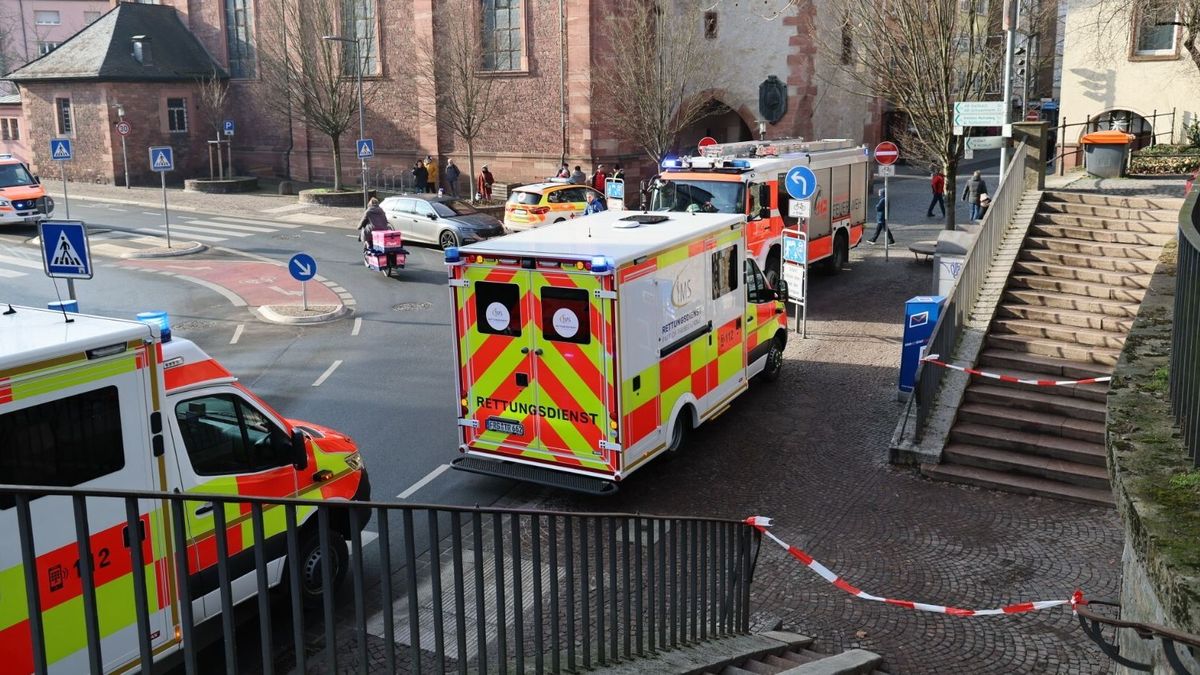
left=50, top=139, right=73, bottom=219
left=953, top=102, right=1006, bottom=127
left=874, top=142, right=900, bottom=260
left=39, top=220, right=91, bottom=303
left=289, top=253, right=317, bottom=310
left=149, top=146, right=175, bottom=247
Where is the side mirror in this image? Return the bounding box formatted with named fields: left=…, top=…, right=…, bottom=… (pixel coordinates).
left=428, top=212, right=438, bottom=220
left=290, top=429, right=308, bottom=469
left=774, top=279, right=790, bottom=302
left=758, top=206, right=771, bottom=220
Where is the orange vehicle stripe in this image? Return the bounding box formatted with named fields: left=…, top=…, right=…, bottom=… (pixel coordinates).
left=26, top=515, right=151, bottom=613
left=660, top=346, right=692, bottom=391
left=534, top=362, right=602, bottom=448
left=618, top=258, right=656, bottom=284
left=0, top=382, right=10, bottom=404
left=1, top=621, right=34, bottom=675
left=164, top=358, right=232, bottom=392
left=625, top=400, right=658, bottom=447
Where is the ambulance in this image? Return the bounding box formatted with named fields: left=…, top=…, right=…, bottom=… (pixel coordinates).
left=647, top=138, right=871, bottom=283
left=0, top=306, right=370, bottom=674
left=446, top=210, right=788, bottom=494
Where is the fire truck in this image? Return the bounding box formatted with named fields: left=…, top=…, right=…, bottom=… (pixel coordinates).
left=646, top=138, right=871, bottom=282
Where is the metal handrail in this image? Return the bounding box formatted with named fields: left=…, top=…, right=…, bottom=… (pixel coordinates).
left=1077, top=600, right=1200, bottom=674
left=1, top=483, right=759, bottom=674
left=912, top=143, right=1029, bottom=439
left=1053, top=108, right=1178, bottom=176
left=1170, top=186, right=1200, bottom=467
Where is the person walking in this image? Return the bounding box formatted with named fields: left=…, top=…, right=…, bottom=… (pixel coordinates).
left=412, top=161, right=428, bottom=194
left=962, top=170, right=989, bottom=221
left=424, top=155, right=439, bottom=193
left=591, top=164, right=608, bottom=193
left=556, top=163, right=571, bottom=179
left=868, top=188, right=894, bottom=244
left=444, top=158, right=461, bottom=196
left=583, top=190, right=607, bottom=215
left=926, top=167, right=946, bottom=218
left=612, top=164, right=625, bottom=181
left=570, top=165, right=586, bottom=185
left=358, top=197, right=391, bottom=252
left=477, top=165, right=495, bottom=201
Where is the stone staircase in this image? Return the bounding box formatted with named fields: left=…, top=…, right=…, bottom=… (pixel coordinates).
left=923, top=190, right=1180, bottom=506
left=698, top=633, right=886, bottom=675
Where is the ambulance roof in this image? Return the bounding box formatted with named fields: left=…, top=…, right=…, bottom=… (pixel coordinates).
left=459, top=211, right=746, bottom=266
left=0, top=305, right=154, bottom=370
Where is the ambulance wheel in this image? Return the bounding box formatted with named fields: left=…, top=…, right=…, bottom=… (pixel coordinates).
left=439, top=230, right=460, bottom=250
left=827, top=231, right=848, bottom=275
left=666, top=411, right=691, bottom=453
left=761, top=335, right=785, bottom=382
left=291, top=530, right=349, bottom=609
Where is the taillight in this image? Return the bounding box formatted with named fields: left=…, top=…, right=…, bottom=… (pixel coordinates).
left=529, top=206, right=550, bottom=215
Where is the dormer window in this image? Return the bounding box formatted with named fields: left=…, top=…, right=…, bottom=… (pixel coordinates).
left=131, top=35, right=153, bottom=65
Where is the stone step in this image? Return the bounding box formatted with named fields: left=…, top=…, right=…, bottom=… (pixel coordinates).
left=1023, top=236, right=1161, bottom=261
left=991, top=318, right=1128, bottom=349
left=964, top=382, right=1108, bottom=420
left=1011, top=260, right=1152, bottom=289
left=950, top=421, right=1107, bottom=465
left=1033, top=211, right=1177, bottom=234
left=977, top=348, right=1113, bottom=381
left=921, top=462, right=1115, bottom=506
left=1030, top=223, right=1173, bottom=246
left=1008, top=274, right=1147, bottom=303
left=1040, top=200, right=1180, bottom=223
left=986, top=333, right=1122, bottom=365
left=996, top=303, right=1135, bottom=333
left=964, top=364, right=1110, bottom=403
left=942, top=443, right=1111, bottom=489
left=1018, top=247, right=1160, bottom=274
left=957, top=402, right=1105, bottom=443
left=1043, top=191, right=1185, bottom=211
left=1002, top=288, right=1141, bottom=318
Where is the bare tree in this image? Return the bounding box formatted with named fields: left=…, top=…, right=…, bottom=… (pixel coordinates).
left=194, top=69, right=230, bottom=138
left=1082, top=0, right=1200, bottom=73
left=592, top=0, right=724, bottom=166
left=257, top=0, right=379, bottom=191
left=827, top=0, right=1002, bottom=230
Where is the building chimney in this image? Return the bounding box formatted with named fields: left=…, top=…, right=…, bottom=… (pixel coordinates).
left=131, top=35, right=152, bottom=65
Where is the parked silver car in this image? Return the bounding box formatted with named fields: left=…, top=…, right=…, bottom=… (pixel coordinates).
left=379, top=195, right=506, bottom=249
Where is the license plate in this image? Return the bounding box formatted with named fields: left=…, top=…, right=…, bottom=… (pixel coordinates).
left=514, top=209, right=527, bottom=215
left=486, top=417, right=525, bottom=436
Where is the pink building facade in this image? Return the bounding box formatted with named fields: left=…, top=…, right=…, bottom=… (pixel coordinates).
left=6, top=0, right=110, bottom=63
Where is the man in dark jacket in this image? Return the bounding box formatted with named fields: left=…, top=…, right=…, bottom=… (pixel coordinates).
left=358, top=198, right=391, bottom=252
left=444, top=159, right=461, bottom=196
left=583, top=190, right=607, bottom=215
left=962, top=170, right=989, bottom=221
left=868, top=189, right=894, bottom=244
left=412, top=161, right=428, bottom=193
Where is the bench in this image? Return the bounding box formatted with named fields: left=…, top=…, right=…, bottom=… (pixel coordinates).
left=909, top=241, right=936, bottom=262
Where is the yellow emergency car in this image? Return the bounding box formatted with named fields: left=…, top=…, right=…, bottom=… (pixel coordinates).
left=503, top=181, right=604, bottom=232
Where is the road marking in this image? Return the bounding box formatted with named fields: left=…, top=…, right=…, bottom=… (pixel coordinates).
left=303, top=229, right=324, bottom=234
left=351, top=317, right=362, bottom=336
left=345, top=234, right=358, bottom=238
left=142, top=211, right=159, bottom=216
left=167, top=274, right=248, bottom=307
left=268, top=285, right=303, bottom=297
left=182, top=219, right=276, bottom=233
left=0, top=267, right=23, bottom=278
left=135, top=228, right=227, bottom=243
left=0, top=254, right=45, bottom=269
left=312, top=360, right=343, bottom=387
left=161, top=223, right=252, bottom=238
left=230, top=323, right=244, bottom=344
left=397, top=464, right=451, bottom=499
left=108, top=207, right=128, bottom=212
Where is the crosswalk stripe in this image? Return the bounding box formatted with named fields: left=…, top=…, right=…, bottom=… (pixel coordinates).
left=216, top=215, right=304, bottom=228
left=134, top=227, right=228, bottom=242
left=180, top=219, right=275, bottom=233
left=0, top=267, right=25, bottom=278
left=91, top=242, right=141, bottom=257
left=0, top=254, right=45, bottom=269
left=160, top=223, right=250, bottom=238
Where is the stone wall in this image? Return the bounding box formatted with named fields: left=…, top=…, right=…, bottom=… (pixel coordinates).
left=1107, top=237, right=1200, bottom=674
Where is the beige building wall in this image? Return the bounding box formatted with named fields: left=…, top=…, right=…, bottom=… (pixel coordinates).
left=1059, top=0, right=1199, bottom=145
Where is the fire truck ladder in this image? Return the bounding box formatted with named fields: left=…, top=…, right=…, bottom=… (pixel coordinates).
left=698, top=138, right=860, bottom=159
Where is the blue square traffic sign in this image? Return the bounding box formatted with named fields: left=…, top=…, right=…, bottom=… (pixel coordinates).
left=39, top=220, right=92, bottom=279
left=149, top=146, right=174, bottom=172
left=50, top=139, right=73, bottom=161
left=223, top=119, right=235, bottom=135
left=356, top=139, right=374, bottom=159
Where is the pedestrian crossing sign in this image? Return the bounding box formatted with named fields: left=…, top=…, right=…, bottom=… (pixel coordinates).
left=356, top=139, right=374, bottom=159
left=39, top=220, right=92, bottom=280
left=50, top=139, right=72, bottom=161
left=149, top=145, right=174, bottom=172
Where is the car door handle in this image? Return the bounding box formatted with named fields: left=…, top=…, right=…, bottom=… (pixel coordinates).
left=194, top=502, right=213, bottom=517
left=534, top=348, right=543, bottom=356
left=521, top=347, right=530, bottom=354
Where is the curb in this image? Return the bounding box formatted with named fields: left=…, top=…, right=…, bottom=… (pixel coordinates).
left=121, top=241, right=208, bottom=259
left=256, top=303, right=350, bottom=325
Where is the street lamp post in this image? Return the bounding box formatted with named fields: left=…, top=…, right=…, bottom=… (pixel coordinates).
left=322, top=34, right=368, bottom=209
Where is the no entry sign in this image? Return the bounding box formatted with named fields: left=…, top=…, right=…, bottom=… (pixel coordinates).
left=874, top=141, right=899, bottom=166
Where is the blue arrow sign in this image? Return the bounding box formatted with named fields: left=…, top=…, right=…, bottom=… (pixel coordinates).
left=149, top=146, right=174, bottom=172
left=39, top=220, right=92, bottom=279
left=50, top=139, right=73, bottom=161
left=289, top=253, right=317, bottom=282
left=223, top=119, right=235, bottom=136
left=356, top=139, right=374, bottom=159
left=784, top=165, right=817, bottom=201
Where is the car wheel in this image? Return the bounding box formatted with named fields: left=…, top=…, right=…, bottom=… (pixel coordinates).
left=439, top=230, right=460, bottom=250
left=288, top=529, right=349, bottom=610
left=828, top=231, right=848, bottom=275
left=759, top=335, right=785, bottom=382
left=554, top=218, right=566, bottom=224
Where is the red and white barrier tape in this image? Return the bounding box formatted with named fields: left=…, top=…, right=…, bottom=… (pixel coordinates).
left=921, top=354, right=1111, bottom=387
left=745, top=516, right=1086, bottom=617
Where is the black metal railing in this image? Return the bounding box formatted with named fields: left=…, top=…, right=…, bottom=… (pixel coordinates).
left=1077, top=600, right=1200, bottom=674
left=910, top=143, right=1029, bottom=439
left=1, top=483, right=758, bottom=674
left=1053, top=108, right=1179, bottom=176
left=1170, top=186, right=1200, bottom=467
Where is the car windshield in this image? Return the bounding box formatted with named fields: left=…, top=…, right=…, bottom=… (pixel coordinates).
left=648, top=179, right=745, bottom=214
left=433, top=200, right=479, bottom=217
left=508, top=191, right=542, bottom=205
left=0, top=163, right=36, bottom=188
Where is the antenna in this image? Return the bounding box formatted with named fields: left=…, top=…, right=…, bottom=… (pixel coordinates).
left=50, top=279, right=74, bottom=324
left=3, top=304, right=15, bottom=315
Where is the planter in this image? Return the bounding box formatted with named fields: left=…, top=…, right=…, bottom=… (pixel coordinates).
left=298, top=188, right=373, bottom=207
left=184, top=176, right=259, bottom=194
left=474, top=204, right=505, bottom=221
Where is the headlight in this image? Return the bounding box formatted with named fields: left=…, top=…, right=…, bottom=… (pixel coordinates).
left=344, top=451, right=364, bottom=471
left=0, top=199, right=11, bottom=207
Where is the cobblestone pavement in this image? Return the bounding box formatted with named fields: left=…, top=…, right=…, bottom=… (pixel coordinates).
left=509, top=175, right=1125, bottom=673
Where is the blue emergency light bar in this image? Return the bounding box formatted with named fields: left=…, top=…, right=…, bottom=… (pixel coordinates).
left=136, top=310, right=172, bottom=342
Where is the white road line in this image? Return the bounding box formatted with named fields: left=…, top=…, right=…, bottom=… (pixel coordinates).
left=0, top=268, right=25, bottom=278
left=168, top=274, right=248, bottom=306
left=351, top=317, right=362, bottom=336
left=397, top=464, right=451, bottom=500
left=108, top=207, right=128, bottom=212
left=160, top=223, right=252, bottom=238
left=0, top=254, right=45, bottom=269
left=142, top=211, right=159, bottom=216
left=312, top=360, right=343, bottom=387
left=345, top=234, right=358, bottom=238
left=302, top=229, right=324, bottom=234
left=182, top=219, right=276, bottom=233
left=135, top=228, right=227, bottom=243
left=230, top=323, right=245, bottom=344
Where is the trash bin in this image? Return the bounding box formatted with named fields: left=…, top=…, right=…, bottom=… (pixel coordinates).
left=1081, top=130, right=1135, bottom=178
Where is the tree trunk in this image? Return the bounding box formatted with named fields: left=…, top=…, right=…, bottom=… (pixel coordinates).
left=467, top=140, right=477, bottom=201
left=944, top=159, right=958, bottom=231
left=331, top=134, right=343, bottom=192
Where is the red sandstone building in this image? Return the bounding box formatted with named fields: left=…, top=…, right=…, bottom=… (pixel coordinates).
left=6, top=1, right=882, bottom=190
